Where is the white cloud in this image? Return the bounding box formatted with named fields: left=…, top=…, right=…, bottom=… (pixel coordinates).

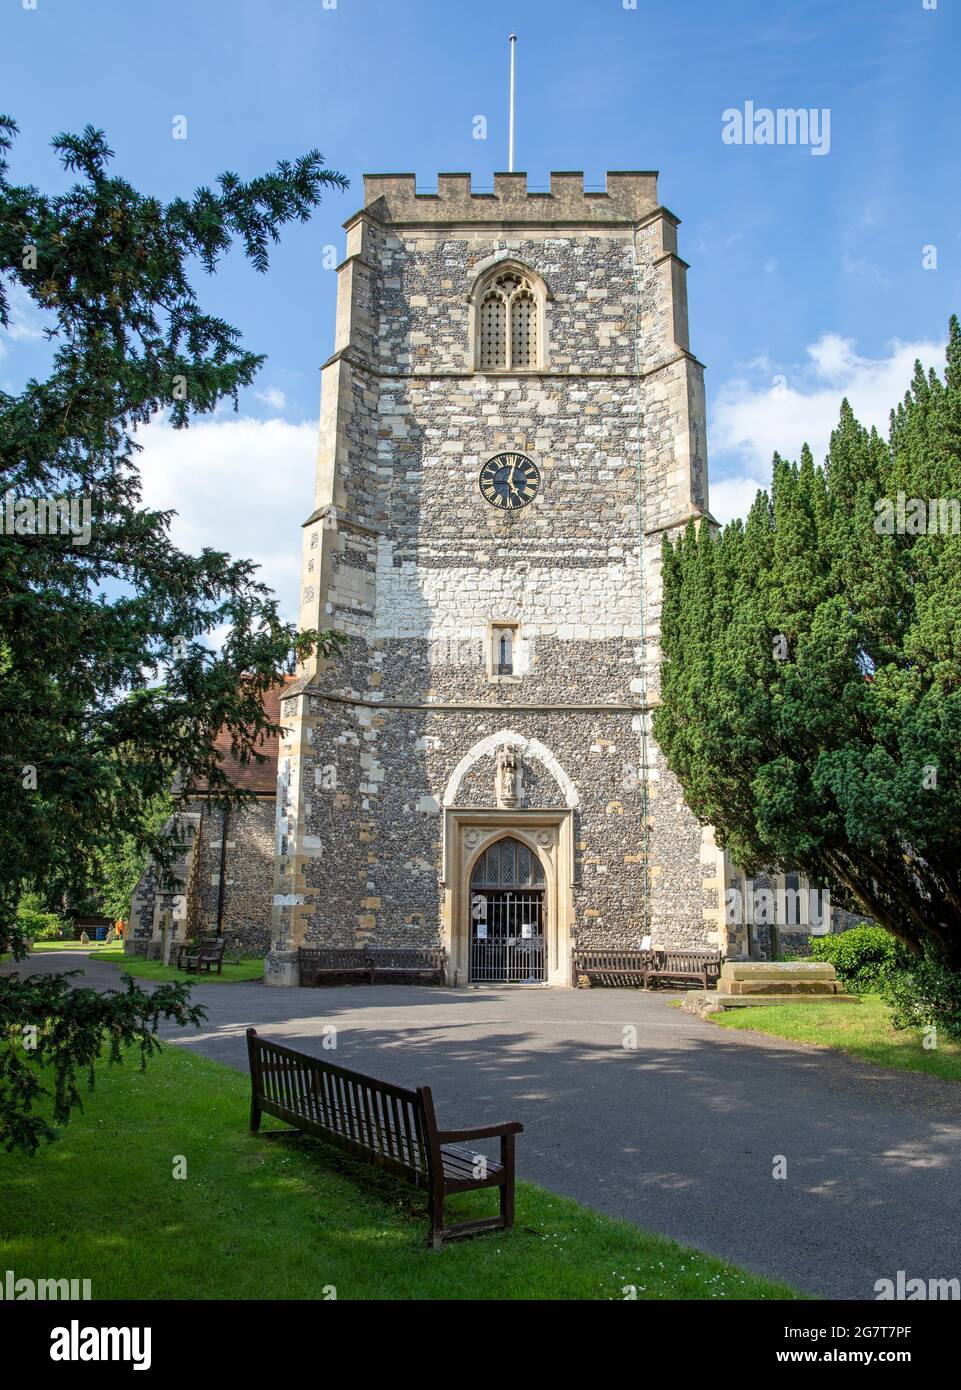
left=135, top=413, right=315, bottom=622
left=709, top=331, right=947, bottom=516
left=254, top=386, right=287, bottom=410
left=805, top=332, right=861, bottom=381
left=709, top=476, right=767, bottom=526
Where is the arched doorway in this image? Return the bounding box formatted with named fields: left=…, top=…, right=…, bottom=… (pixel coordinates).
left=468, top=835, right=546, bottom=983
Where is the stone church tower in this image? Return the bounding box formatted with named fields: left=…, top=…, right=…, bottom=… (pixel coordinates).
left=265, top=170, right=730, bottom=987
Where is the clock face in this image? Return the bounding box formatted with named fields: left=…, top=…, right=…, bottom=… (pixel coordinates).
left=479, top=453, right=540, bottom=511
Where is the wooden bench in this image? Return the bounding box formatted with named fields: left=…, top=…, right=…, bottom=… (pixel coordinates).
left=177, top=937, right=226, bottom=976
left=246, top=1029, right=521, bottom=1249
left=298, top=946, right=448, bottom=987
left=646, top=949, right=722, bottom=990
left=368, top=947, right=446, bottom=986
left=299, top=947, right=372, bottom=986
left=572, top=949, right=653, bottom=988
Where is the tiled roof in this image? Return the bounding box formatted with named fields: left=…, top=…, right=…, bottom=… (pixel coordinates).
left=193, top=675, right=298, bottom=795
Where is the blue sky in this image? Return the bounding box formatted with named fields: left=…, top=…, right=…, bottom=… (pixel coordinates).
left=2, top=0, right=958, bottom=617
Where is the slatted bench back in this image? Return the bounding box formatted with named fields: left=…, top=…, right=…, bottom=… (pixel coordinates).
left=661, top=945, right=723, bottom=967
left=299, top=947, right=370, bottom=985
left=573, top=949, right=651, bottom=971
left=660, top=951, right=696, bottom=970
left=369, top=948, right=446, bottom=971
left=572, top=949, right=652, bottom=989
left=659, top=950, right=721, bottom=972
left=300, top=947, right=368, bottom=969
left=246, top=1030, right=431, bottom=1184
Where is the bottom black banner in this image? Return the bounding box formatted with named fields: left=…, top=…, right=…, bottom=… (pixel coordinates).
left=2, top=1297, right=958, bottom=1374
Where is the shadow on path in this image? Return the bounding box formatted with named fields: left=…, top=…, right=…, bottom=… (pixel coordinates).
left=8, top=952, right=960, bottom=1300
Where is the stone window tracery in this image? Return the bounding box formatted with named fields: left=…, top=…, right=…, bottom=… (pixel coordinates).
left=471, top=836, right=545, bottom=888
left=475, top=266, right=542, bottom=370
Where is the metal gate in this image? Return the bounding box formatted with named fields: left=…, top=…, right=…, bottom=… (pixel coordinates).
left=469, top=890, right=545, bottom=982
left=469, top=837, right=546, bottom=983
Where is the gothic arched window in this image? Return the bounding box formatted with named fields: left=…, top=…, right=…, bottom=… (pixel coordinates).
left=474, top=266, right=544, bottom=371
left=471, top=836, right=545, bottom=888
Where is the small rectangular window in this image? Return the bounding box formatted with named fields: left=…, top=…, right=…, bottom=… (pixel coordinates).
left=496, top=628, right=513, bottom=674
left=489, top=623, right=519, bottom=679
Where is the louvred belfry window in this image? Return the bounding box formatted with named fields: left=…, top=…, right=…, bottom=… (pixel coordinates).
left=476, top=268, right=542, bottom=370
left=480, top=291, right=506, bottom=368
left=511, top=289, right=536, bottom=368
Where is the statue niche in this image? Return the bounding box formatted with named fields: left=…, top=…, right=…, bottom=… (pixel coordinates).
left=495, top=745, right=524, bottom=809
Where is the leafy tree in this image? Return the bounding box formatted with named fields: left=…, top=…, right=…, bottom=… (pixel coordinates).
left=95, top=793, right=174, bottom=923
left=55, top=789, right=175, bottom=925
left=0, top=119, right=346, bottom=1151
left=14, top=893, right=66, bottom=943
left=1, top=969, right=205, bottom=1153
left=654, top=320, right=961, bottom=981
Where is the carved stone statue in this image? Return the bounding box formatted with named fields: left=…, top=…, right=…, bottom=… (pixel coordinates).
left=496, top=745, right=523, bottom=809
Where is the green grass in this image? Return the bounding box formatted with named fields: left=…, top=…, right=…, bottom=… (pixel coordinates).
left=0, top=1045, right=799, bottom=1301
left=713, top=993, right=961, bottom=1083
left=93, top=949, right=264, bottom=985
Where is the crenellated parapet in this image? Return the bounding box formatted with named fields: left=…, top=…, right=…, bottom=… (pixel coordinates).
left=359, top=170, right=661, bottom=226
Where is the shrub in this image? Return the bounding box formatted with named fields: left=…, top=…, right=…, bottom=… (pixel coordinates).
left=15, top=895, right=65, bottom=942
left=881, top=953, right=961, bottom=1042
left=812, top=926, right=961, bottom=1040
left=31, top=920, right=64, bottom=942
left=808, top=926, right=900, bottom=993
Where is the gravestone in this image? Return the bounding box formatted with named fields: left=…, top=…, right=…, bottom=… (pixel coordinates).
left=683, top=960, right=859, bottom=1016
left=718, top=962, right=842, bottom=997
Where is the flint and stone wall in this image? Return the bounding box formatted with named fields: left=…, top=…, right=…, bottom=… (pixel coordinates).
left=128, top=800, right=273, bottom=958
left=268, top=172, right=721, bottom=984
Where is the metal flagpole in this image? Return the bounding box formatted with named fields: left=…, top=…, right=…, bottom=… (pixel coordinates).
left=508, top=31, right=517, bottom=171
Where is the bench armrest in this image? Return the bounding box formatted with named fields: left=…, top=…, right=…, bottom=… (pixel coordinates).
left=436, top=1121, right=523, bottom=1142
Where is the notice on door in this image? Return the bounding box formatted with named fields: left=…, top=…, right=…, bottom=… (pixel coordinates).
left=476, top=923, right=488, bottom=940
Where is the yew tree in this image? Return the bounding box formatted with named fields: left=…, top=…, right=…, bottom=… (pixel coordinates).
left=654, top=320, right=961, bottom=975
left=0, top=119, right=345, bottom=1150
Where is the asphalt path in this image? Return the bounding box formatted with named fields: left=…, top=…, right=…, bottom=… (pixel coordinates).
left=9, top=948, right=961, bottom=1299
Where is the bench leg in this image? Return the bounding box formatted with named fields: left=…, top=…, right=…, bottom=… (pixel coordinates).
left=249, top=1096, right=262, bottom=1134
left=427, top=1181, right=446, bottom=1251
left=500, top=1133, right=516, bottom=1231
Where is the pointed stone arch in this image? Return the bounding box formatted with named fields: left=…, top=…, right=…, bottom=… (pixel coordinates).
left=442, top=729, right=579, bottom=809
left=467, top=259, right=550, bottom=371
left=466, top=828, right=549, bottom=890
